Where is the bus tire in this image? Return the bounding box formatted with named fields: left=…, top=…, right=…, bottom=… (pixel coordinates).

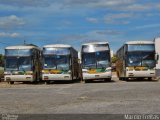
left=105, top=78, right=111, bottom=82
left=148, top=77, right=152, bottom=81
left=35, top=72, right=38, bottom=82
left=125, top=77, right=128, bottom=81
left=84, top=80, right=87, bottom=83
left=45, top=81, right=49, bottom=84
left=32, top=80, right=38, bottom=84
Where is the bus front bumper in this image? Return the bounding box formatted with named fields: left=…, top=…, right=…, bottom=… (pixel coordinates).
left=4, top=75, right=34, bottom=82
left=82, top=72, right=112, bottom=80
left=42, top=74, right=72, bottom=81
left=126, top=71, right=156, bottom=78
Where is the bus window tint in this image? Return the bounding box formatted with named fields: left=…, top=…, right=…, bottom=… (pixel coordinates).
left=43, top=48, right=70, bottom=55
left=19, top=57, right=31, bottom=71
left=97, top=51, right=110, bottom=68
left=127, top=53, right=141, bottom=66
left=6, top=57, right=18, bottom=70
left=56, top=56, right=69, bottom=70
left=5, top=49, right=32, bottom=56
left=127, top=52, right=155, bottom=68
left=5, top=57, right=31, bottom=71
left=44, top=55, right=69, bottom=70
left=83, top=53, right=96, bottom=69
left=141, top=52, right=155, bottom=68
left=44, top=56, right=56, bottom=69
left=128, top=44, right=154, bottom=51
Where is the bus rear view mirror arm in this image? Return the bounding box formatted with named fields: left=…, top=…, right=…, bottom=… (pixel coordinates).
left=155, top=54, right=159, bottom=61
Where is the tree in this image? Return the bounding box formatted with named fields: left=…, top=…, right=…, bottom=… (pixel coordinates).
left=0, top=54, right=4, bottom=67
left=111, top=54, right=118, bottom=64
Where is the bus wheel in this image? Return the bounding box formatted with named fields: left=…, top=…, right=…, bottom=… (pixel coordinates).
left=148, top=77, right=152, bottom=81
left=9, top=81, right=14, bottom=84
left=84, top=80, right=87, bottom=83
left=125, top=77, right=128, bottom=81
left=105, top=78, right=111, bottom=82
left=32, top=81, right=38, bottom=84
left=45, top=81, right=49, bottom=84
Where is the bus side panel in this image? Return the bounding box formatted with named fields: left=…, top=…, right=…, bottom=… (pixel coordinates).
left=71, top=48, right=79, bottom=80
left=116, top=46, right=126, bottom=79
left=155, top=38, right=160, bottom=79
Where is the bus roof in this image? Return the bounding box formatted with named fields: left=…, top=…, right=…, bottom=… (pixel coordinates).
left=126, top=41, right=154, bottom=45
left=43, top=44, right=72, bottom=48
left=82, top=42, right=109, bottom=46
left=5, top=44, right=39, bottom=50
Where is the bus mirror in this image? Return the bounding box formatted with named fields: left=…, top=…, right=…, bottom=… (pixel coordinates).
left=70, top=65, right=72, bottom=69
left=156, top=54, right=159, bottom=61
left=32, top=65, right=35, bottom=71
left=31, top=55, right=34, bottom=59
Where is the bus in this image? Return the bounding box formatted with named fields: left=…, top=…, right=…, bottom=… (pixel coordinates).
left=42, top=44, right=79, bottom=83
left=4, top=44, right=41, bottom=84
left=154, top=37, right=160, bottom=79
left=116, top=41, right=159, bottom=80
left=81, top=42, right=112, bottom=82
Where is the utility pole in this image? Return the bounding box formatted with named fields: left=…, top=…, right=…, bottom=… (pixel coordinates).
left=24, top=40, right=26, bottom=44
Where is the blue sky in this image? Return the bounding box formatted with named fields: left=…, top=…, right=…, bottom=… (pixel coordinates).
left=0, top=0, right=160, bottom=53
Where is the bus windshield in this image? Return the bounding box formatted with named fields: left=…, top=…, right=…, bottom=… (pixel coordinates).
left=82, top=51, right=110, bottom=69
left=83, top=53, right=96, bottom=69
left=5, top=57, right=32, bottom=71
left=127, top=52, right=155, bottom=68
left=44, top=55, right=70, bottom=70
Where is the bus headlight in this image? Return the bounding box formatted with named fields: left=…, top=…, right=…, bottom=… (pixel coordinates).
left=26, top=71, right=33, bottom=75
left=42, top=70, right=50, bottom=74
left=82, top=69, right=88, bottom=73
left=4, top=71, right=12, bottom=75
left=67, top=70, right=71, bottom=74
left=105, top=67, right=111, bottom=72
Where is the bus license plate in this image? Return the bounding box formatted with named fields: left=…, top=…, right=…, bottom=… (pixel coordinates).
left=95, top=75, right=100, bottom=78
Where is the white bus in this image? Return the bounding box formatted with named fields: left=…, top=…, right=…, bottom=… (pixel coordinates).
left=81, top=42, right=112, bottom=82
left=116, top=41, right=158, bottom=80
left=4, top=44, right=41, bottom=84
left=154, top=37, right=160, bottom=79
left=42, top=44, right=79, bottom=83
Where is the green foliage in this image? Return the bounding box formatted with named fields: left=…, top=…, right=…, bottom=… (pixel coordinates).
left=111, top=54, right=118, bottom=63
left=0, top=54, right=4, bottom=67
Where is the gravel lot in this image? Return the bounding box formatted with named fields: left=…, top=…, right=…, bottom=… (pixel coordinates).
left=0, top=77, right=160, bottom=114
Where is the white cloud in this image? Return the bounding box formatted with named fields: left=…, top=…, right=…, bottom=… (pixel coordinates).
left=104, top=13, right=135, bottom=24
left=58, top=29, right=123, bottom=44
left=92, top=0, right=136, bottom=8
left=0, top=0, right=137, bottom=8
left=157, top=4, right=160, bottom=9
left=0, top=0, right=159, bottom=13
left=0, top=0, right=51, bottom=7
left=119, top=4, right=152, bottom=11
left=135, top=24, right=160, bottom=29
left=95, top=30, right=123, bottom=35
left=63, top=0, right=136, bottom=8
left=0, top=15, right=26, bottom=29
left=65, top=0, right=159, bottom=12
left=86, top=17, right=99, bottom=23
left=0, top=32, right=20, bottom=38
